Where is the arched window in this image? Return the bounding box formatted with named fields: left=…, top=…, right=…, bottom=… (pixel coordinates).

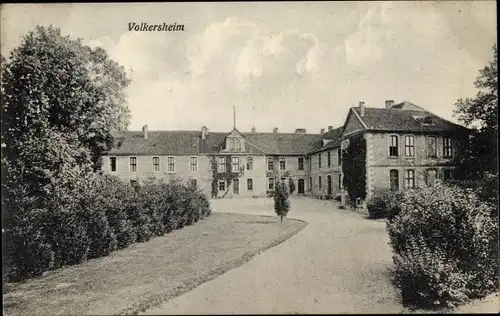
left=389, top=135, right=399, bottom=157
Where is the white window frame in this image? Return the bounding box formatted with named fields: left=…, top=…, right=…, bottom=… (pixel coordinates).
left=404, top=135, right=415, bottom=157
left=153, top=157, right=160, bottom=171
left=130, top=157, right=137, bottom=172
left=405, top=169, right=415, bottom=189
left=279, top=157, right=286, bottom=170
left=190, top=157, right=197, bottom=171
left=217, top=156, right=226, bottom=172
left=443, top=136, right=453, bottom=158
left=167, top=156, right=175, bottom=172
left=246, top=156, right=253, bottom=170
left=232, top=156, right=240, bottom=172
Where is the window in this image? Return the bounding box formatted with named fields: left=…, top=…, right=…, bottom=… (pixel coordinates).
left=268, top=178, right=275, bottom=190
left=246, top=157, right=253, bottom=170
left=426, top=169, right=437, bottom=186
left=279, top=157, right=286, bottom=170
left=338, top=148, right=342, bottom=165
left=309, top=177, right=312, bottom=191
left=443, top=169, right=453, bottom=181
left=229, top=139, right=235, bottom=150
left=389, top=135, right=399, bottom=157
left=110, top=157, right=116, bottom=172
left=190, top=157, right=197, bottom=171
left=298, top=157, right=304, bottom=170
left=318, top=154, right=322, bottom=169
left=338, top=174, right=342, bottom=189
left=327, top=151, right=331, bottom=168
left=247, top=178, right=253, bottom=191
left=318, top=176, right=322, bottom=190
left=190, top=179, right=198, bottom=188
left=232, top=156, right=240, bottom=172
left=217, top=157, right=226, bottom=172
left=153, top=157, right=160, bottom=171
left=235, top=139, right=241, bottom=151
left=130, top=157, right=137, bottom=172
left=443, top=136, right=452, bottom=157
left=390, top=169, right=399, bottom=191
left=267, top=157, right=274, bottom=171
left=405, top=169, right=415, bottom=189
left=167, top=157, right=175, bottom=172
left=404, top=135, right=415, bottom=157
left=218, top=180, right=226, bottom=191
left=427, top=136, right=437, bottom=158
left=281, top=177, right=286, bottom=183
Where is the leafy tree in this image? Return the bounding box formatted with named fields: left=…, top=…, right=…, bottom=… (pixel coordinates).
left=342, top=134, right=367, bottom=203
left=274, top=181, right=290, bottom=222
left=453, top=44, right=498, bottom=178
left=288, top=177, right=296, bottom=195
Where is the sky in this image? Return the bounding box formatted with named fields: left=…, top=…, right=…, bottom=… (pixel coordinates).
left=1, top=2, right=497, bottom=134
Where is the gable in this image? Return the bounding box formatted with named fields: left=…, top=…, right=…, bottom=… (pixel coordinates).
left=227, top=129, right=244, bottom=138
left=342, top=110, right=366, bottom=137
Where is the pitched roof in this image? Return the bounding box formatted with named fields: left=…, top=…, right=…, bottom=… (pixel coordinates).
left=309, top=127, right=343, bottom=154
left=243, top=132, right=322, bottom=155
left=353, top=103, right=468, bottom=133
left=107, top=131, right=201, bottom=155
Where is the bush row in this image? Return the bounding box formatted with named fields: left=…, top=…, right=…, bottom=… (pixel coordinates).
left=3, top=175, right=211, bottom=283
left=386, top=182, right=498, bottom=308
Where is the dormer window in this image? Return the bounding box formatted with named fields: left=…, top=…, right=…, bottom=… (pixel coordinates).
left=235, top=139, right=241, bottom=151
left=229, top=139, right=235, bottom=150
left=413, top=115, right=435, bottom=125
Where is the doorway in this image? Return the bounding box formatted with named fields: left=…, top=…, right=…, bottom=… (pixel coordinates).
left=298, top=179, right=305, bottom=194
left=327, top=175, right=332, bottom=195
left=233, top=179, right=239, bottom=195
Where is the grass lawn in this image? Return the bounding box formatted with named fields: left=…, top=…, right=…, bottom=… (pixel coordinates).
left=3, top=213, right=307, bottom=316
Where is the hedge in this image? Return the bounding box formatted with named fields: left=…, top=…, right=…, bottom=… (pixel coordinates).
left=366, top=191, right=402, bottom=219
left=386, top=181, right=498, bottom=308
left=3, top=175, right=211, bottom=283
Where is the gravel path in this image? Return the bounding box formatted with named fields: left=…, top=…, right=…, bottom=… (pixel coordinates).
left=143, top=197, right=406, bottom=314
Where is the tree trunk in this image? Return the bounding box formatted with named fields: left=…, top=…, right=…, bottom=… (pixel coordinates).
left=280, top=215, right=283, bottom=222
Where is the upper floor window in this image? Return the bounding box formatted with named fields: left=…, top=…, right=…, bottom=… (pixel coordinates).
left=246, top=157, right=253, bottom=170
left=298, top=157, right=304, bottom=170
left=167, top=157, right=175, bottom=172
left=318, top=153, right=322, bottom=169
left=130, top=157, right=137, bottom=172
left=217, top=157, right=226, bottom=172
left=235, top=139, right=241, bottom=151
left=405, top=169, right=415, bottom=189
left=190, top=157, right=197, bottom=171
left=279, top=157, right=286, bottom=170
left=327, top=151, right=331, bottom=168
left=338, top=148, right=341, bottom=165
left=153, top=157, right=160, bottom=171
left=232, top=156, right=240, bottom=172
left=110, top=157, right=117, bottom=172
left=267, top=157, right=274, bottom=171
left=229, top=139, right=235, bottom=150
left=390, top=169, right=399, bottom=191
left=404, top=135, right=415, bottom=157
left=443, top=137, right=452, bottom=158
left=427, top=136, right=437, bottom=158
left=389, top=135, right=399, bottom=157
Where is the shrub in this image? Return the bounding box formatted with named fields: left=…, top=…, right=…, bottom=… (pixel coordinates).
left=288, top=178, right=296, bottom=195
left=274, top=181, right=290, bottom=222
left=387, top=182, right=498, bottom=308
left=366, top=191, right=402, bottom=219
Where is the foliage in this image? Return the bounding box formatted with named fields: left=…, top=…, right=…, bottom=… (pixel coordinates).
left=209, top=155, right=245, bottom=198
left=3, top=175, right=212, bottom=283
left=453, top=44, right=498, bottom=178
left=341, top=134, right=367, bottom=203
left=386, top=182, right=498, bottom=308
left=366, top=191, right=402, bottom=219
left=288, top=178, right=296, bottom=195
left=274, top=181, right=291, bottom=222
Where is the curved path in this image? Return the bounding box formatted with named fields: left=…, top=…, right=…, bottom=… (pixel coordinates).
left=143, top=197, right=405, bottom=314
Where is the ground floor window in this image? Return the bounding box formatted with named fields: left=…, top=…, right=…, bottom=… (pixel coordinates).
left=247, top=178, right=253, bottom=191
left=442, top=168, right=453, bottom=181
left=390, top=169, right=399, bottom=191
left=268, top=178, right=274, bottom=190
left=309, top=177, right=312, bottom=191
left=426, top=169, right=438, bottom=186
left=218, top=180, right=226, bottom=191
left=318, top=176, right=322, bottom=190
left=405, top=169, right=415, bottom=189
left=190, top=179, right=198, bottom=188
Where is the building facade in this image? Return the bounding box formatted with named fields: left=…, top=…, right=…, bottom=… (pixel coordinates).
left=102, top=100, right=469, bottom=201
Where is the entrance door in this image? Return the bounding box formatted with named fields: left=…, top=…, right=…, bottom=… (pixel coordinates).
left=327, top=175, right=332, bottom=195
left=233, top=179, right=239, bottom=195
left=298, top=179, right=305, bottom=194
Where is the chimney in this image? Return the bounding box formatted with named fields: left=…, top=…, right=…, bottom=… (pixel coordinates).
left=295, top=128, right=306, bottom=134
left=385, top=100, right=394, bottom=109
left=201, top=126, right=207, bottom=139
left=273, top=127, right=278, bottom=133
left=320, top=128, right=325, bottom=134
left=359, top=101, right=365, bottom=117
left=251, top=127, right=256, bottom=133
left=142, top=125, right=148, bottom=139
left=328, top=126, right=333, bottom=132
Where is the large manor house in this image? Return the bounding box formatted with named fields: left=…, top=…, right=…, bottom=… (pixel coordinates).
left=102, top=100, right=469, bottom=201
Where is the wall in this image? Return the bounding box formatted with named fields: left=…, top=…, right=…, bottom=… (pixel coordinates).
left=308, top=147, right=342, bottom=197
left=214, top=155, right=267, bottom=198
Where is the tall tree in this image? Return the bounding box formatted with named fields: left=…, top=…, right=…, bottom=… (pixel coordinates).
left=453, top=44, right=498, bottom=178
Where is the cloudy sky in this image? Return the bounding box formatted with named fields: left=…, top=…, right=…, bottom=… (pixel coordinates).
left=1, top=2, right=497, bottom=133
